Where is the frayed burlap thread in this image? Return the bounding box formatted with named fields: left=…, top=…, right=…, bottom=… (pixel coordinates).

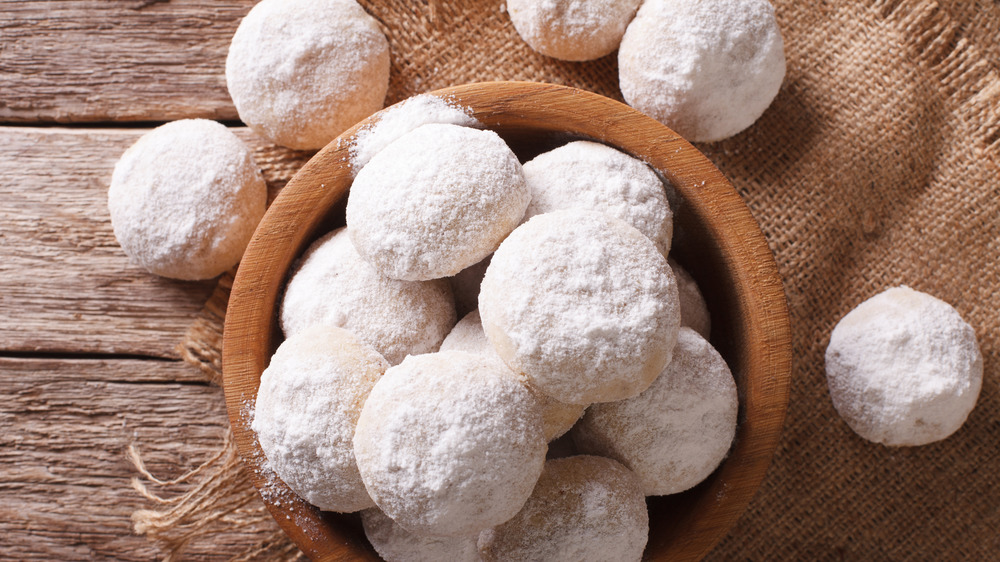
left=129, top=0, right=1000, bottom=559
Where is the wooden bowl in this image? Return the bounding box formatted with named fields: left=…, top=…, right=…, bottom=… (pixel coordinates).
left=223, top=81, right=792, bottom=561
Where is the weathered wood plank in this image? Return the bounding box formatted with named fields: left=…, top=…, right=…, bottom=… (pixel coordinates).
left=0, top=126, right=309, bottom=357
left=0, top=357, right=271, bottom=560
left=0, top=1, right=253, bottom=123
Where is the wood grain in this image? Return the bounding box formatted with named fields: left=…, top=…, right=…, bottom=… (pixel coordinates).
left=223, top=82, right=793, bottom=561
left=0, top=126, right=309, bottom=358
left=0, top=357, right=271, bottom=560
left=0, top=1, right=253, bottom=123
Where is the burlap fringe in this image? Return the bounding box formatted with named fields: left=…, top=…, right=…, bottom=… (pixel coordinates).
left=129, top=267, right=301, bottom=560
left=128, top=429, right=303, bottom=561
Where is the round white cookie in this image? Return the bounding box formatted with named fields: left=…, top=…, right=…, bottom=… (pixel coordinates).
left=572, top=328, right=737, bottom=495
left=361, top=508, right=481, bottom=562
left=226, top=0, right=390, bottom=150
left=619, top=0, right=785, bottom=142
left=347, top=123, right=529, bottom=281
left=521, top=140, right=673, bottom=256
left=825, top=286, right=982, bottom=446
left=506, top=0, right=642, bottom=61
left=479, top=210, right=680, bottom=405
left=353, top=351, right=547, bottom=537
left=280, top=228, right=456, bottom=365
left=252, top=325, right=388, bottom=512
left=441, top=310, right=586, bottom=441
left=108, top=119, right=266, bottom=280
left=478, top=455, right=648, bottom=562
left=669, top=258, right=711, bottom=339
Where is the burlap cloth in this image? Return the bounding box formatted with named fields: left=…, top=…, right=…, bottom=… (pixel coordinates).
left=129, top=0, right=1000, bottom=559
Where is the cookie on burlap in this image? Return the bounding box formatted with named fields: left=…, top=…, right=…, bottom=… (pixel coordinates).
left=479, top=210, right=680, bottom=404
left=226, top=0, right=389, bottom=149
left=572, top=328, right=738, bottom=495
left=440, top=310, right=586, bottom=441
left=825, top=286, right=982, bottom=446
left=108, top=119, right=266, bottom=280
left=521, top=140, right=673, bottom=256
left=347, top=123, right=529, bottom=281
left=252, top=325, right=387, bottom=512
left=280, top=228, right=455, bottom=365
left=478, top=455, right=648, bottom=562
left=353, top=351, right=546, bottom=537
left=506, top=0, right=642, bottom=61
left=618, top=0, right=785, bottom=142
left=361, top=508, right=480, bottom=562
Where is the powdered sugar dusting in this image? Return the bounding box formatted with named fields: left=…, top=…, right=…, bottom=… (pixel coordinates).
left=572, top=328, right=738, bottom=495
left=280, top=228, right=456, bottom=365
left=825, top=286, right=982, bottom=446
left=350, top=94, right=481, bottom=174
left=108, top=119, right=266, bottom=280
left=478, top=455, right=647, bottom=562
left=506, top=0, right=642, bottom=61
left=618, top=0, right=785, bottom=142
left=251, top=326, right=388, bottom=512
left=521, top=140, right=674, bottom=256
left=479, top=210, right=680, bottom=404
left=440, top=310, right=586, bottom=441
left=353, top=351, right=546, bottom=537
left=225, top=0, right=390, bottom=150
left=362, top=508, right=481, bottom=561
left=347, top=123, right=529, bottom=281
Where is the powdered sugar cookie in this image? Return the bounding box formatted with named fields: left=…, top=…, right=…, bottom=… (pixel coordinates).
left=280, top=228, right=455, bottom=365
left=441, top=310, right=586, bottom=441
left=361, top=508, right=481, bottom=562
left=521, top=140, right=673, bottom=255
left=226, top=0, right=389, bottom=150
left=825, top=286, right=982, bottom=446
left=347, top=123, right=529, bottom=281
left=573, top=328, right=737, bottom=495
left=252, top=325, right=387, bottom=512
left=108, top=119, right=266, bottom=280
left=669, top=258, right=711, bottom=339
left=619, top=0, right=785, bottom=142
left=353, top=351, right=546, bottom=537
left=507, top=0, right=642, bottom=61
left=479, top=210, right=680, bottom=404
left=478, top=455, right=648, bottom=562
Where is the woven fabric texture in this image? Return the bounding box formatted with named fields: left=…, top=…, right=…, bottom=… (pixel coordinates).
left=138, top=0, right=1000, bottom=559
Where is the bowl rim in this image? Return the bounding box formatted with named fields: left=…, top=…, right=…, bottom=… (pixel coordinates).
left=222, top=80, right=792, bottom=561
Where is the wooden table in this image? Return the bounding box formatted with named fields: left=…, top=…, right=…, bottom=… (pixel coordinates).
left=0, top=2, right=308, bottom=558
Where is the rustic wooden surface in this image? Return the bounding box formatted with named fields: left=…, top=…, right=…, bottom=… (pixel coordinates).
left=0, top=124, right=309, bottom=559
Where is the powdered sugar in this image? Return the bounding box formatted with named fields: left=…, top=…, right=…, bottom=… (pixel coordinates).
left=350, top=94, right=481, bottom=174
left=280, top=227, right=456, bottom=365
left=669, top=258, right=711, bottom=338
left=440, top=310, right=586, bottom=441
left=477, top=455, right=648, bottom=562
left=479, top=210, right=680, bottom=404
left=108, top=119, right=266, bottom=280
left=506, top=0, right=642, bottom=61
left=825, top=286, right=982, bottom=446
left=618, top=0, right=785, bottom=142
left=226, top=0, right=390, bottom=149
left=572, top=328, right=738, bottom=495
left=521, top=140, right=673, bottom=256
left=347, top=123, right=529, bottom=281
left=252, top=326, right=387, bottom=512
left=362, top=508, right=481, bottom=562
left=353, top=351, right=546, bottom=537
